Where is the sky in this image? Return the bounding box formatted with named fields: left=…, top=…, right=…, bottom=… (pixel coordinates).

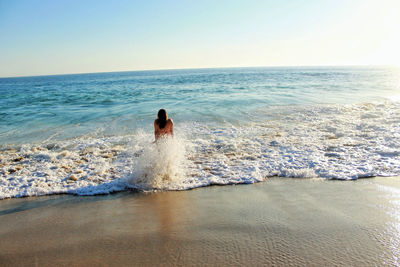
left=0, top=0, right=399, bottom=77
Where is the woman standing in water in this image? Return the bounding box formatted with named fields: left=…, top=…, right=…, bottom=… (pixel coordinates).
left=154, top=109, right=174, bottom=141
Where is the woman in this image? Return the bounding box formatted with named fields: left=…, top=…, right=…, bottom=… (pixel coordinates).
left=154, top=109, right=174, bottom=141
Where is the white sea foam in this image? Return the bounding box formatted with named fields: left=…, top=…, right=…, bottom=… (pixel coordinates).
left=128, top=134, right=189, bottom=190
left=1, top=101, right=400, bottom=199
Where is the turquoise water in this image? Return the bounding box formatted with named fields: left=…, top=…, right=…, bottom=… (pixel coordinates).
left=1, top=66, right=400, bottom=198
left=1, top=66, right=398, bottom=144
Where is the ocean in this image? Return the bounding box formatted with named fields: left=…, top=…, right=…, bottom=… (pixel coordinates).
left=1, top=66, right=399, bottom=199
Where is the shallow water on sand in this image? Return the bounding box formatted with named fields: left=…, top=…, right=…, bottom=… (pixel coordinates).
left=1, top=177, right=400, bottom=266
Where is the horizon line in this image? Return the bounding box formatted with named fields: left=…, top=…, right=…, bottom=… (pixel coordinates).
left=0, top=64, right=396, bottom=79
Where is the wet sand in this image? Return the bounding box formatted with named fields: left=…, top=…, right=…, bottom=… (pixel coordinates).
left=1, top=177, right=400, bottom=266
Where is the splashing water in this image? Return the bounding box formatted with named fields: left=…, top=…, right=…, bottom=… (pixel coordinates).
left=129, top=135, right=189, bottom=190
left=1, top=66, right=400, bottom=199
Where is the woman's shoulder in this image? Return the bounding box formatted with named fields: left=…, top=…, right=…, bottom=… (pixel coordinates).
left=167, top=118, right=173, bottom=124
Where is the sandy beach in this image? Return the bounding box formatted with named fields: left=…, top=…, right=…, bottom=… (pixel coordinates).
left=2, top=0, right=400, bottom=265
left=1, top=177, right=400, bottom=266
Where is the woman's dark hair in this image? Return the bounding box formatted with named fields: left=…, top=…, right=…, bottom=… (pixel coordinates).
left=157, top=109, right=167, bottom=129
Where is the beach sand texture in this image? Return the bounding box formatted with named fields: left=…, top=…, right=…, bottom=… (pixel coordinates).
left=1, top=176, right=400, bottom=266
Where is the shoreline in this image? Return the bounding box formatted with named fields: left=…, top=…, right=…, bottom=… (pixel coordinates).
left=0, top=175, right=384, bottom=201
left=1, top=176, right=400, bottom=266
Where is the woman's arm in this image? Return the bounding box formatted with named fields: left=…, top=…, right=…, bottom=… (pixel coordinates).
left=169, top=119, right=174, bottom=136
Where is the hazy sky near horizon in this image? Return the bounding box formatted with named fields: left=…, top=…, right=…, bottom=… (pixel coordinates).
left=0, top=0, right=399, bottom=77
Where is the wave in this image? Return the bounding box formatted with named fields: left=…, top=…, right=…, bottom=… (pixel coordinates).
left=1, top=101, right=400, bottom=199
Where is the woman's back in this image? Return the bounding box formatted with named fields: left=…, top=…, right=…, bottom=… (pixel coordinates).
left=154, top=109, right=174, bottom=141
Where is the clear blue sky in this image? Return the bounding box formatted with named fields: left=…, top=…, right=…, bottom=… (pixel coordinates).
left=0, top=0, right=399, bottom=77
